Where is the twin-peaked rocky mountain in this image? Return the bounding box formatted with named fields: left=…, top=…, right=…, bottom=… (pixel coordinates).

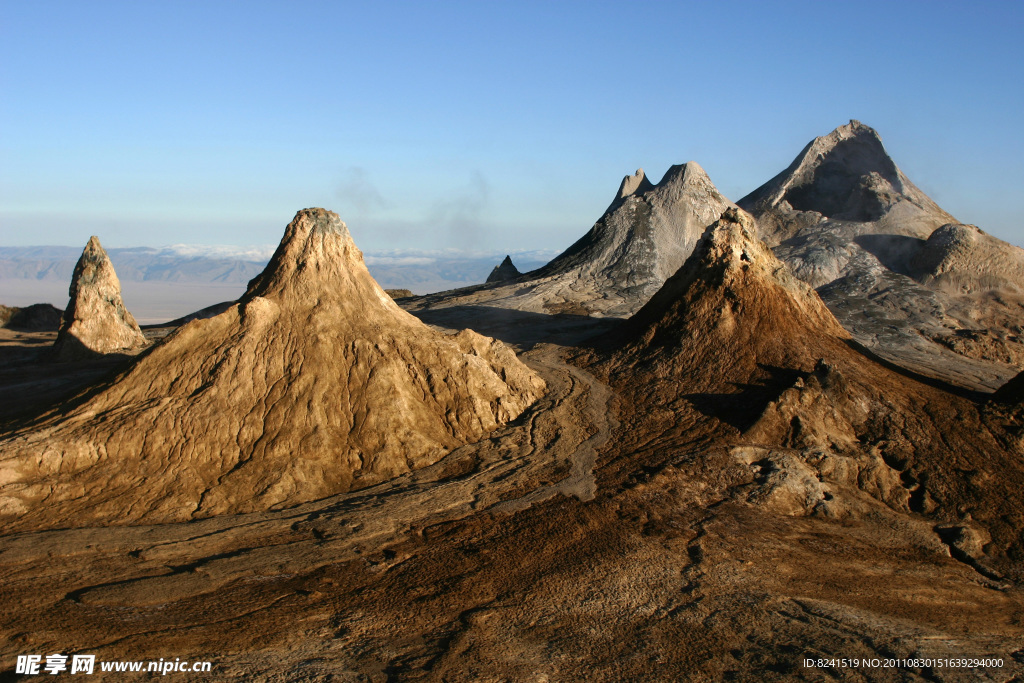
left=410, top=162, right=735, bottom=317
left=0, top=209, right=544, bottom=529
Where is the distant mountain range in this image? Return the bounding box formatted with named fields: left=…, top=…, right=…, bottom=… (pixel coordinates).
left=0, top=244, right=555, bottom=289
left=0, top=245, right=556, bottom=323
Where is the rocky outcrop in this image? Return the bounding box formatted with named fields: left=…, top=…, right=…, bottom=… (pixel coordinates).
left=485, top=256, right=521, bottom=283
left=0, top=303, right=63, bottom=331
left=0, top=209, right=545, bottom=529
left=52, top=236, right=146, bottom=360
left=910, top=222, right=1024, bottom=293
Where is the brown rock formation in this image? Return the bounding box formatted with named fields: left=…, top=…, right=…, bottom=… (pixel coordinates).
left=600, top=206, right=851, bottom=389
left=0, top=209, right=544, bottom=529
left=52, top=236, right=146, bottom=360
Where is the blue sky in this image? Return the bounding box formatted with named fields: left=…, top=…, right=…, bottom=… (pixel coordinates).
left=1, top=0, right=1022, bottom=252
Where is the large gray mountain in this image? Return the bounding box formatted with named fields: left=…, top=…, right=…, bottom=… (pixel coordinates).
left=739, top=120, right=1024, bottom=391
left=412, top=163, right=735, bottom=317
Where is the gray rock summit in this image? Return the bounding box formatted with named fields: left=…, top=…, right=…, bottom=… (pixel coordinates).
left=741, top=120, right=952, bottom=240
left=52, top=236, right=146, bottom=360
left=615, top=168, right=654, bottom=201
left=486, top=255, right=522, bottom=283
left=739, top=121, right=1024, bottom=391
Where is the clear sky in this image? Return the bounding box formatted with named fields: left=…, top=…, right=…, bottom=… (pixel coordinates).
left=1, top=0, right=1021, bottom=252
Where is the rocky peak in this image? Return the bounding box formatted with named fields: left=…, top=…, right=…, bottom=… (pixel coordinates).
left=611, top=206, right=850, bottom=379
left=657, top=161, right=712, bottom=190
left=737, top=120, right=959, bottom=228
left=615, top=168, right=654, bottom=201
left=739, top=121, right=907, bottom=221
left=243, top=208, right=372, bottom=303
left=53, top=235, right=146, bottom=360
left=486, top=255, right=522, bottom=283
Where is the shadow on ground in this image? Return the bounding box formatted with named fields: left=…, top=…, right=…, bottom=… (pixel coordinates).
left=409, top=305, right=623, bottom=349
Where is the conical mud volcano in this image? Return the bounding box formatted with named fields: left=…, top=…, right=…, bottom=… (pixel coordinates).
left=0, top=209, right=545, bottom=529
left=602, top=206, right=849, bottom=387
left=52, top=235, right=146, bottom=360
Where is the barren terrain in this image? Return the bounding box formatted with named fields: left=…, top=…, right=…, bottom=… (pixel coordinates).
left=1, top=123, right=1023, bottom=681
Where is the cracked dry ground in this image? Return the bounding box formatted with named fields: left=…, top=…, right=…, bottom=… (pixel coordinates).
left=1, top=323, right=1023, bottom=682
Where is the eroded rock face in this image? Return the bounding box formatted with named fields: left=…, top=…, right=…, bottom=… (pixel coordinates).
left=0, top=209, right=545, bottom=529
left=52, top=236, right=146, bottom=360
left=739, top=121, right=1024, bottom=391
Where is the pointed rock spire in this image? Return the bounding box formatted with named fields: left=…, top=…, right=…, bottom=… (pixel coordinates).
left=53, top=236, right=146, bottom=360
left=486, top=255, right=522, bottom=283
left=615, top=168, right=654, bottom=202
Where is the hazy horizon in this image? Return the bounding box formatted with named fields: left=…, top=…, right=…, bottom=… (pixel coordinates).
left=0, top=243, right=560, bottom=322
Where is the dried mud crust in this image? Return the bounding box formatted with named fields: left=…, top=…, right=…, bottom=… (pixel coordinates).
left=1, top=341, right=1022, bottom=681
